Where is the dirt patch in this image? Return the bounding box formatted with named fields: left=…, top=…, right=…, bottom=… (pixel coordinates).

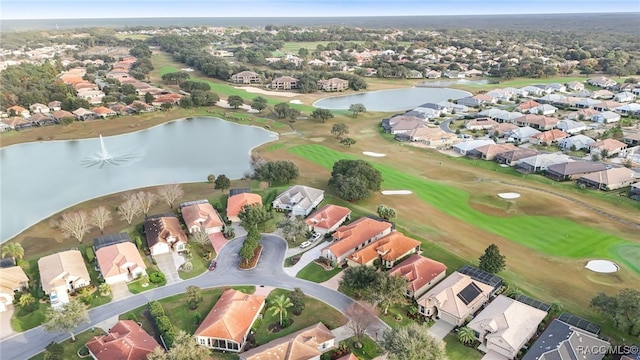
left=308, top=137, right=327, bottom=142
left=268, top=319, right=295, bottom=333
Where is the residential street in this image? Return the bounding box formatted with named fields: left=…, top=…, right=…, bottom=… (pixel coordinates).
left=0, top=234, right=389, bottom=360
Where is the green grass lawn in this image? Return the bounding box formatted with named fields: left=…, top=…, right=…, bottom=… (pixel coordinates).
left=444, top=333, right=483, bottom=360
left=29, top=328, right=107, bottom=360
left=10, top=301, right=47, bottom=332
left=288, top=144, right=640, bottom=273
left=295, top=262, right=342, bottom=283
left=254, top=288, right=346, bottom=345
left=325, top=336, right=381, bottom=360
left=127, top=277, right=164, bottom=294
left=179, top=243, right=211, bottom=280
left=378, top=301, right=415, bottom=328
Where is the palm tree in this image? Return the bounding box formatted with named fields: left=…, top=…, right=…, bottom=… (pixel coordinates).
left=98, top=283, right=111, bottom=296
left=1, top=243, right=24, bottom=264
left=18, top=293, right=35, bottom=311
left=457, top=326, right=476, bottom=346
left=268, top=295, right=294, bottom=327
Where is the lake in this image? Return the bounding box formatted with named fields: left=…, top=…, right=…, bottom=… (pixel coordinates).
left=313, top=87, right=472, bottom=112
left=0, top=117, right=278, bottom=243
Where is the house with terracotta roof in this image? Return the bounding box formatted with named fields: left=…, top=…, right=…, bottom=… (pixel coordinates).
left=92, top=106, right=117, bottom=118
left=516, top=100, right=541, bottom=112
left=143, top=215, right=188, bottom=256
left=194, top=289, right=265, bottom=352
left=272, top=185, right=324, bottom=217
left=321, top=217, right=392, bottom=264
left=1, top=116, right=33, bottom=130
left=28, top=112, right=56, bottom=126
left=271, top=76, right=299, bottom=90
left=407, top=127, right=460, bottom=147
left=416, top=271, right=493, bottom=326
left=38, top=250, right=90, bottom=308
left=389, top=255, right=447, bottom=298
left=335, top=354, right=359, bottom=360
left=226, top=192, right=262, bottom=223
left=85, top=320, right=162, bottom=360
left=545, top=161, right=607, bottom=182
left=240, top=322, right=336, bottom=360
left=494, top=148, right=539, bottom=167
left=51, top=110, right=75, bottom=122
left=346, top=231, right=421, bottom=268
left=530, top=129, right=570, bottom=145
left=96, top=242, right=147, bottom=284
left=467, top=143, right=518, bottom=161
left=0, top=266, right=29, bottom=312
left=73, top=107, right=97, bottom=121
left=317, top=78, right=349, bottom=92
left=230, top=71, right=262, bottom=84
left=468, top=295, right=547, bottom=360
left=592, top=101, right=623, bottom=112
left=305, top=204, right=351, bottom=235
left=492, top=123, right=519, bottom=137
left=577, top=168, right=637, bottom=191
left=181, top=201, right=224, bottom=234
left=589, top=138, right=628, bottom=157
left=6, top=105, right=30, bottom=117
left=514, top=114, right=559, bottom=130
left=587, top=76, right=617, bottom=88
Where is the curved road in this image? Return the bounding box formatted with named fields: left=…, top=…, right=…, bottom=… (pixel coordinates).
left=0, top=235, right=388, bottom=360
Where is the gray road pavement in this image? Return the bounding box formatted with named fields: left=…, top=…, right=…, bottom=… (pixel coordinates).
left=0, top=234, right=389, bottom=360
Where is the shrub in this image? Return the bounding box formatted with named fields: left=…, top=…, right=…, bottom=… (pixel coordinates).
left=148, top=301, right=165, bottom=317
left=85, top=247, right=95, bottom=263
left=134, top=236, right=143, bottom=249
left=149, top=271, right=165, bottom=284
left=44, top=341, right=63, bottom=360
left=128, top=313, right=138, bottom=322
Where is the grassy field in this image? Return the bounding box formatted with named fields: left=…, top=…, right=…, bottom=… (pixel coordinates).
left=295, top=262, right=342, bottom=282
left=289, top=144, right=639, bottom=265
left=444, top=333, right=483, bottom=360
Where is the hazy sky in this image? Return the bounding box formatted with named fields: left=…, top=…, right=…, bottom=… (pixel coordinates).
left=2, top=0, right=639, bottom=20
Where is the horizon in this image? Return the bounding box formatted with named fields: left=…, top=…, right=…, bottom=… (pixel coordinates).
left=2, top=0, right=639, bottom=20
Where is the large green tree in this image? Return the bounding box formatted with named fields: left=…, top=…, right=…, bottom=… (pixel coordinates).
left=367, top=272, right=409, bottom=315
left=311, top=108, right=334, bottom=123
left=478, top=243, right=506, bottom=273
left=251, top=96, right=268, bottom=112
left=340, top=137, right=356, bottom=148
left=349, top=103, right=367, bottom=117
left=252, top=160, right=299, bottom=185
left=339, top=265, right=381, bottom=299
left=227, top=95, right=244, bottom=109
left=274, top=102, right=290, bottom=118
left=591, top=288, right=640, bottom=335
left=214, top=174, right=231, bottom=192
left=277, top=216, right=309, bottom=243
left=238, top=204, right=272, bottom=229
left=331, top=123, right=349, bottom=138
left=381, top=323, right=447, bottom=360
left=269, top=294, right=294, bottom=327
left=42, top=299, right=90, bottom=342
left=288, top=288, right=306, bottom=315
left=329, top=159, right=382, bottom=201
left=186, top=285, right=203, bottom=310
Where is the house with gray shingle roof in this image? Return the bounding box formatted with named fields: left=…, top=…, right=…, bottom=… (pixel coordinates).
left=272, top=185, right=324, bottom=217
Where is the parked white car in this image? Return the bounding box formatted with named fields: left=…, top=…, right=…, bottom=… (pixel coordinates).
left=299, top=241, right=312, bottom=249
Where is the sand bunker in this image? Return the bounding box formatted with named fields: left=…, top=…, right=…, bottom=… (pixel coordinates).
left=235, top=87, right=300, bottom=97
left=498, top=192, right=521, bottom=199
left=289, top=99, right=302, bottom=104
left=382, top=190, right=413, bottom=195
left=363, top=151, right=386, bottom=157
left=585, top=260, right=619, bottom=273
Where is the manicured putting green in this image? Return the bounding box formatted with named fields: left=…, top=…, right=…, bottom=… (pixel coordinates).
left=289, top=144, right=639, bottom=274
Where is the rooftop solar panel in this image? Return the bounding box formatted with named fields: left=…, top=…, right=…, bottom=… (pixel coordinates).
left=458, top=265, right=503, bottom=289
left=558, top=312, right=601, bottom=335
left=457, top=282, right=483, bottom=305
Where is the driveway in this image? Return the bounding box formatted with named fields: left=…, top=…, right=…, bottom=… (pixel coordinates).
left=427, top=320, right=455, bottom=340
left=109, top=282, right=131, bottom=301
left=283, top=242, right=324, bottom=277
left=0, top=305, right=14, bottom=340
left=0, top=234, right=390, bottom=360
left=153, top=253, right=181, bottom=284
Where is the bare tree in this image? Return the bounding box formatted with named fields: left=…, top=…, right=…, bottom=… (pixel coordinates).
left=135, top=191, right=157, bottom=216
left=89, top=206, right=112, bottom=234
left=345, top=301, right=378, bottom=343
left=56, top=211, right=92, bottom=242
left=157, top=184, right=184, bottom=209
left=189, top=230, right=211, bottom=246
left=117, top=198, right=142, bottom=225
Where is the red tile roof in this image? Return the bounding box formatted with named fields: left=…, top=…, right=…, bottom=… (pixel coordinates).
left=305, top=204, right=352, bottom=231
left=347, top=231, right=421, bottom=265
left=181, top=202, right=224, bottom=231
left=323, top=218, right=392, bottom=258
left=531, top=129, right=570, bottom=143
left=85, top=320, right=161, bottom=360
left=518, top=100, right=541, bottom=110
left=194, top=289, right=265, bottom=343
left=226, top=193, right=262, bottom=218
left=390, top=255, right=447, bottom=294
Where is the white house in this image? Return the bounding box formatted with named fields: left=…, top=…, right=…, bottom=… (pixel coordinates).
left=506, top=126, right=541, bottom=143
left=453, top=139, right=495, bottom=155
left=591, top=111, right=621, bottom=124
left=613, top=91, right=636, bottom=103
left=527, top=104, right=558, bottom=115
left=559, top=135, right=596, bottom=151
left=95, top=242, right=147, bottom=284
left=38, top=250, right=90, bottom=308
left=272, top=185, right=324, bottom=217
left=0, top=266, right=29, bottom=312
left=556, top=119, right=587, bottom=134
